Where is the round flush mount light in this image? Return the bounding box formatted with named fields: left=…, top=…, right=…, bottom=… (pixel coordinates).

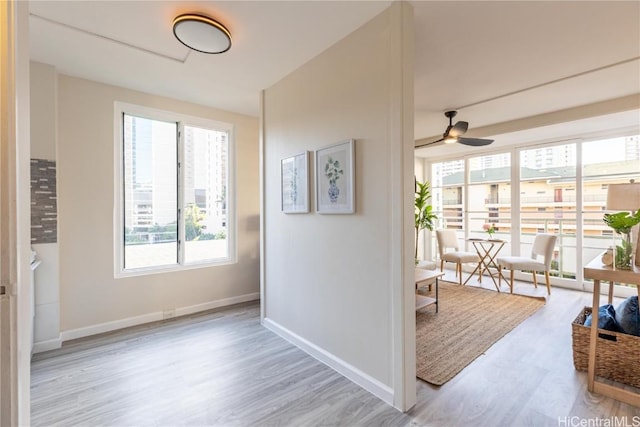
left=172, top=13, right=232, bottom=54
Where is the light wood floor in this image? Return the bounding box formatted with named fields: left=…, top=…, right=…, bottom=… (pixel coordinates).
left=31, top=275, right=640, bottom=426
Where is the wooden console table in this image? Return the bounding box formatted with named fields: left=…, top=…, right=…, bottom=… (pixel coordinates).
left=583, top=256, right=640, bottom=407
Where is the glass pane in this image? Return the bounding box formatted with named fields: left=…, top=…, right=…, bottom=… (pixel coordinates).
left=183, top=126, right=229, bottom=263
left=431, top=160, right=464, bottom=187
left=468, top=153, right=512, bottom=240
left=123, top=114, right=178, bottom=269
left=520, top=144, right=577, bottom=178
left=582, top=135, right=640, bottom=279
left=469, top=153, right=511, bottom=184
left=519, top=143, right=576, bottom=278
left=431, top=160, right=464, bottom=230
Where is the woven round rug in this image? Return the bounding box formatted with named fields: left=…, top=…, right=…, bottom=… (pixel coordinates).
left=416, top=282, right=545, bottom=386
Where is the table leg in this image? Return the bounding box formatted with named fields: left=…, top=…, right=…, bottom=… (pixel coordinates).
left=607, top=281, right=614, bottom=305
left=587, top=279, right=600, bottom=393
left=464, top=242, right=489, bottom=286
left=435, top=277, right=439, bottom=313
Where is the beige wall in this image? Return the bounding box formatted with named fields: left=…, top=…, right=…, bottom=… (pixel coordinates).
left=262, top=2, right=415, bottom=408
left=30, top=62, right=56, bottom=160
left=56, top=75, right=260, bottom=334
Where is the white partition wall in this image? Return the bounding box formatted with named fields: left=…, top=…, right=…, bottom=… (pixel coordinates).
left=261, top=2, right=416, bottom=410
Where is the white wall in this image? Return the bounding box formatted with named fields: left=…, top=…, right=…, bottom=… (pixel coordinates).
left=15, top=1, right=32, bottom=423
left=55, top=75, right=260, bottom=336
left=262, top=2, right=415, bottom=409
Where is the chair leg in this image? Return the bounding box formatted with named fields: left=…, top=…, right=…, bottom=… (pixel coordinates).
left=532, top=271, right=538, bottom=288
left=498, top=266, right=502, bottom=287
left=545, top=271, right=551, bottom=295
left=440, top=260, right=444, bottom=272
left=510, top=270, right=514, bottom=294
left=458, top=263, right=462, bottom=286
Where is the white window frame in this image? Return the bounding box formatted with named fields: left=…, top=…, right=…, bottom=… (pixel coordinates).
left=113, top=102, right=236, bottom=278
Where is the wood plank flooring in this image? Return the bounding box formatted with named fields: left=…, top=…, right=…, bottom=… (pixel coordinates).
left=31, top=276, right=640, bottom=426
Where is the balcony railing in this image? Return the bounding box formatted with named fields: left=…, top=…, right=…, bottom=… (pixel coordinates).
left=483, top=194, right=606, bottom=205
left=431, top=215, right=625, bottom=284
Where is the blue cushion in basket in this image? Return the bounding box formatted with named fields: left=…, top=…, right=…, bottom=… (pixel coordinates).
left=584, top=304, right=621, bottom=332
left=615, top=296, right=640, bottom=337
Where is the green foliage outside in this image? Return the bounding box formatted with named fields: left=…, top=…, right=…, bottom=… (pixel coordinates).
left=199, top=230, right=226, bottom=241
left=184, top=204, right=204, bottom=241
left=125, top=204, right=226, bottom=245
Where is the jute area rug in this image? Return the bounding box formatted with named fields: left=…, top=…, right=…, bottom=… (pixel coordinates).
left=416, top=282, right=545, bottom=386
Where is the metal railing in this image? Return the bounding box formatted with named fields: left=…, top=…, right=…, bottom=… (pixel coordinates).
left=432, top=215, right=622, bottom=283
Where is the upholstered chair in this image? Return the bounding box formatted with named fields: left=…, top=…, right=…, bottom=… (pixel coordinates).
left=435, top=229, right=480, bottom=286
left=497, top=233, right=557, bottom=295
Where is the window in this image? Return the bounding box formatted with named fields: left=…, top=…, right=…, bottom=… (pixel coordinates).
left=582, top=135, right=640, bottom=276
left=423, top=133, right=640, bottom=291
left=431, top=160, right=464, bottom=230
left=467, top=152, right=511, bottom=241
left=520, top=142, right=576, bottom=279
left=115, top=103, right=234, bottom=275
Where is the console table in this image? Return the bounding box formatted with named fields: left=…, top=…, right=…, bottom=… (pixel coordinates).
left=583, top=256, right=640, bottom=407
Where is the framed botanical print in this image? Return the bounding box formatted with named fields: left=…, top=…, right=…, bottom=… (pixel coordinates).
left=281, top=151, right=310, bottom=213
left=315, top=139, right=355, bottom=214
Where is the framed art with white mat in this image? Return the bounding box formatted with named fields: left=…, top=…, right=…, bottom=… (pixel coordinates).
left=315, top=139, right=355, bottom=214
left=281, top=151, right=309, bottom=213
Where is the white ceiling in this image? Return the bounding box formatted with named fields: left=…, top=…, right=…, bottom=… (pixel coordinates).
left=29, top=1, right=640, bottom=154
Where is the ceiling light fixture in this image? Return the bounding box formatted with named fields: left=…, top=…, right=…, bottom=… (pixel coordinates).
left=172, top=13, right=232, bottom=54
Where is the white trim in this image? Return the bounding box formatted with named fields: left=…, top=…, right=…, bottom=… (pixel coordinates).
left=61, top=292, right=259, bottom=342
left=262, top=317, right=394, bottom=406
left=258, top=90, right=266, bottom=322
left=174, top=292, right=259, bottom=317
left=32, top=337, right=62, bottom=354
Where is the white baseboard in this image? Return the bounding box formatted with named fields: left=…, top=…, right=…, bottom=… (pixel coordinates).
left=262, top=317, right=394, bottom=406
left=175, top=292, right=260, bottom=317
left=33, top=336, right=62, bottom=354
left=61, top=292, right=260, bottom=343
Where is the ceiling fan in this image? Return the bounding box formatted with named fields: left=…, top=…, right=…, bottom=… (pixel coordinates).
left=415, top=111, right=494, bottom=149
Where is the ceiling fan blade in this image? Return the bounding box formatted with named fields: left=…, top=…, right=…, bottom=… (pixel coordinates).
left=415, top=137, right=444, bottom=149
left=457, top=137, right=494, bottom=147
left=448, top=121, right=468, bottom=137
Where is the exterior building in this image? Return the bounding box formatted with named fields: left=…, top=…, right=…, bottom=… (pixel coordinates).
left=123, top=117, right=228, bottom=243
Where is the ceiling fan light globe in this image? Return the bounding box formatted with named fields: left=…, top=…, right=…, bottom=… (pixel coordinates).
left=444, top=136, right=457, bottom=144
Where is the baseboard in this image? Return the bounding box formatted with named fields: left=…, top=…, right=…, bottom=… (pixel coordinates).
left=175, top=292, right=260, bottom=317
left=33, top=336, right=62, bottom=354
left=61, top=292, right=260, bottom=343
left=262, top=317, right=394, bottom=406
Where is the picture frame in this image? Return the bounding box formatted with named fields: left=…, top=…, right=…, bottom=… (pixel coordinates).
left=281, top=151, right=309, bottom=213
left=315, top=139, right=355, bottom=214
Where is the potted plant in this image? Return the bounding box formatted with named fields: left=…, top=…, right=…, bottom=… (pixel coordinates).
left=603, top=209, right=640, bottom=269
left=415, top=179, right=438, bottom=263
left=483, top=223, right=497, bottom=239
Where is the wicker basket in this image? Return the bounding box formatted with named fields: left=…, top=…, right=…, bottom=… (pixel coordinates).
left=572, top=306, right=640, bottom=388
